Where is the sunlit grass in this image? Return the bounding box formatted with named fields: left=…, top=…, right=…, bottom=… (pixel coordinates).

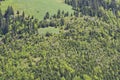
left=0, top=0, right=73, bottom=20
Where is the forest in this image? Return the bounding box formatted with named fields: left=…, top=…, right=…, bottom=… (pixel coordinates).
left=0, top=0, right=120, bottom=80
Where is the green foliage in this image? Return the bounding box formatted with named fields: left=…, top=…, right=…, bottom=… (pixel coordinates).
left=73, top=76, right=82, bottom=80
left=65, top=0, right=120, bottom=17
left=61, top=77, right=66, bottom=80
left=83, top=74, right=92, bottom=80
left=0, top=1, right=120, bottom=80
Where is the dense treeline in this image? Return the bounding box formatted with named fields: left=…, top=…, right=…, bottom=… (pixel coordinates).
left=0, top=6, right=38, bottom=37
left=65, top=0, right=120, bottom=17
left=0, top=0, right=5, bottom=1
left=0, top=5, right=120, bottom=80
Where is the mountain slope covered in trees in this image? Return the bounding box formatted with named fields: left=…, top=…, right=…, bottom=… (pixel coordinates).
left=0, top=0, right=120, bottom=80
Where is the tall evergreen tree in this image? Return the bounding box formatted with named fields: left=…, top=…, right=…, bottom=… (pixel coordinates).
left=44, top=12, right=50, bottom=20
left=4, top=6, right=14, bottom=18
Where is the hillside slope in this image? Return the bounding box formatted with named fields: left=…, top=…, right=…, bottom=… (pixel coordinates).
left=0, top=0, right=120, bottom=80
left=0, top=0, right=73, bottom=19
left=0, top=7, right=120, bottom=79
left=65, top=0, right=120, bottom=17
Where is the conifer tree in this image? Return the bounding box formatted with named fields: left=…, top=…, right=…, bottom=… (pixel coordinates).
left=4, top=6, right=14, bottom=18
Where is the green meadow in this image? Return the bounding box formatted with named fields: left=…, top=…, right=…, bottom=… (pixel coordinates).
left=38, top=27, right=59, bottom=35
left=0, top=0, right=73, bottom=20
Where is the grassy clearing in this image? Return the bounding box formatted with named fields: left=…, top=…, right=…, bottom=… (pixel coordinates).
left=0, top=0, right=73, bottom=20
left=38, top=27, right=59, bottom=35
